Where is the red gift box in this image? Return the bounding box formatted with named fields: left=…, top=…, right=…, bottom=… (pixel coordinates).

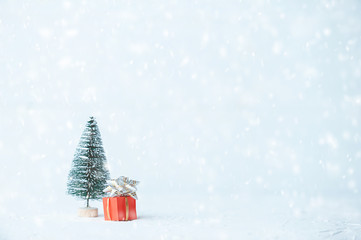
left=103, top=196, right=137, bottom=221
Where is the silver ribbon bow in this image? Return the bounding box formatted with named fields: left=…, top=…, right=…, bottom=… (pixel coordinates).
left=103, top=176, right=139, bottom=200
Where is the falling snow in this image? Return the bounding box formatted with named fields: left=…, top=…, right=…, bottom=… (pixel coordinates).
left=0, top=0, right=361, bottom=239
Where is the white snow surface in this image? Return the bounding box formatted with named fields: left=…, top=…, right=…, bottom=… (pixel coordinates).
left=1, top=194, right=361, bottom=239
left=0, top=0, right=361, bottom=239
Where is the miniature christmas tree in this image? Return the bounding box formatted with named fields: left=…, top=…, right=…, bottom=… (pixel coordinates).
left=67, top=117, right=110, bottom=213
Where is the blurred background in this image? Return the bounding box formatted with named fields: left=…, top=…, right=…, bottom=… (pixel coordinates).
left=0, top=0, right=360, bottom=213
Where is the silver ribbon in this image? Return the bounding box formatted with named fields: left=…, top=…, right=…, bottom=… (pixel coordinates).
left=103, top=176, right=139, bottom=200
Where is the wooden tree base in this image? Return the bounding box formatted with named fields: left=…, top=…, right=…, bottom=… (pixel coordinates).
left=78, top=207, right=98, bottom=217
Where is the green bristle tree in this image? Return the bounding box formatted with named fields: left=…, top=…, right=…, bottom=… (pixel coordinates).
left=67, top=117, right=110, bottom=207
